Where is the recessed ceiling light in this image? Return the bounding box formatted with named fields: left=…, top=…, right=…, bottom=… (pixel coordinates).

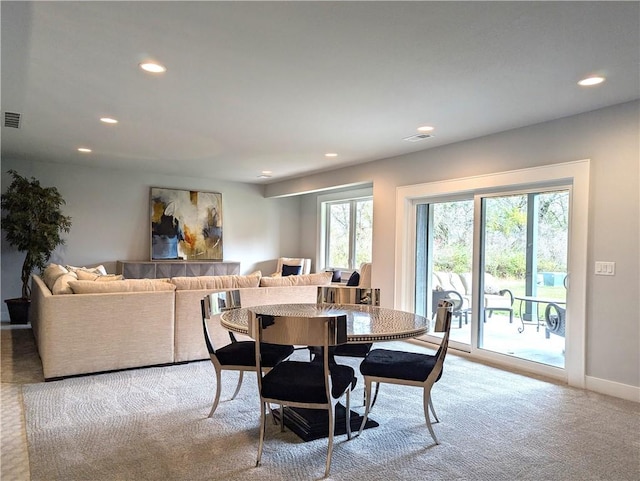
left=578, top=76, right=605, bottom=86
left=417, top=125, right=434, bottom=132
left=77, top=147, right=92, bottom=153
left=325, top=153, right=338, bottom=158
left=139, top=62, right=166, bottom=73
left=258, top=170, right=272, bottom=179
left=100, top=117, right=118, bottom=124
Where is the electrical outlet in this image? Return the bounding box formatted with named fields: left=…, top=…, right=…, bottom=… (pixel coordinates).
left=595, top=261, right=615, bottom=276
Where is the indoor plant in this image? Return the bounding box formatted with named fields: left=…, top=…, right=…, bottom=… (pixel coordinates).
left=1, top=170, right=72, bottom=323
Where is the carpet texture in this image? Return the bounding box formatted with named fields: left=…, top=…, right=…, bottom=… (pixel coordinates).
left=23, top=346, right=639, bottom=481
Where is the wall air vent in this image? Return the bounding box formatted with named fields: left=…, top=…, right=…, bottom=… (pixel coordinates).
left=403, top=133, right=433, bottom=142
left=4, top=112, right=22, bottom=129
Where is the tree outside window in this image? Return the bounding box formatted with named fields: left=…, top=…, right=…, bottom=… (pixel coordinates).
left=325, top=198, right=372, bottom=270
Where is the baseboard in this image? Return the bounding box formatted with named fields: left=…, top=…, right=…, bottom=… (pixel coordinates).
left=585, top=375, right=640, bottom=402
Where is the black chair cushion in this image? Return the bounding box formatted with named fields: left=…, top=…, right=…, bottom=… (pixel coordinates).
left=333, top=343, right=373, bottom=358
left=216, top=341, right=294, bottom=367
left=360, top=349, right=441, bottom=382
left=261, top=361, right=355, bottom=403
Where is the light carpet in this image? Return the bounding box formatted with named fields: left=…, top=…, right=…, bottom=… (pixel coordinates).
left=23, top=346, right=640, bottom=481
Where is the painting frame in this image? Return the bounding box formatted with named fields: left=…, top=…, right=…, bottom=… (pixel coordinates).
left=150, top=187, right=223, bottom=261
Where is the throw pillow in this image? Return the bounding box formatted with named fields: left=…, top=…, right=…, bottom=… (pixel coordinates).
left=42, top=263, right=69, bottom=291
left=346, top=271, right=360, bottom=286
left=281, top=264, right=303, bottom=276
left=259, top=271, right=332, bottom=287
left=65, top=264, right=108, bottom=276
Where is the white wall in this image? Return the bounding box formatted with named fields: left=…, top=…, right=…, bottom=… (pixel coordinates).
left=289, top=101, right=640, bottom=392
left=0, top=160, right=302, bottom=319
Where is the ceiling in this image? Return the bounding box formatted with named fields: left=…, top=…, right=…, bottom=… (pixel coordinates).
left=1, top=2, right=638, bottom=184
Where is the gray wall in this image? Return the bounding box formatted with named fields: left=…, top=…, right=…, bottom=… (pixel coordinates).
left=1, top=161, right=302, bottom=318
left=292, top=101, right=640, bottom=390
left=2, top=101, right=638, bottom=393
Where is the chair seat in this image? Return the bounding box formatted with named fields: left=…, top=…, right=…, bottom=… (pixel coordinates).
left=216, top=341, right=294, bottom=368
left=262, top=361, right=356, bottom=403
left=333, top=343, right=372, bottom=358
left=360, top=349, right=440, bottom=382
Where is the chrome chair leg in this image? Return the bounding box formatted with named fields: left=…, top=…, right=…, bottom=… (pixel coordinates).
left=208, top=366, right=223, bottom=418
left=229, top=371, right=244, bottom=400
left=428, top=396, right=439, bottom=423
left=370, top=381, right=381, bottom=409
left=357, top=378, right=373, bottom=437
left=256, top=401, right=267, bottom=467
left=326, top=400, right=336, bottom=477
left=345, top=388, right=352, bottom=440
left=423, top=387, right=439, bottom=444
left=280, top=405, right=285, bottom=432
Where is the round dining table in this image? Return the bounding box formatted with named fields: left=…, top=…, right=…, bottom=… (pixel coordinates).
left=219, top=302, right=430, bottom=442
left=219, top=302, right=430, bottom=343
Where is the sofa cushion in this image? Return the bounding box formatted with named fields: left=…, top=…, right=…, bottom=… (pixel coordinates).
left=484, top=273, right=501, bottom=295
left=69, top=279, right=176, bottom=294
left=171, top=271, right=261, bottom=290
left=42, top=264, right=71, bottom=290
left=259, top=271, right=332, bottom=287
left=75, top=270, right=124, bottom=281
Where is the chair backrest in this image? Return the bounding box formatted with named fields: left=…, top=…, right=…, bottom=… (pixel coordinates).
left=428, top=299, right=454, bottom=382
left=358, top=262, right=372, bottom=288
left=317, top=286, right=381, bottom=306
left=274, top=257, right=311, bottom=276
left=201, top=290, right=242, bottom=354
left=250, top=312, right=347, bottom=347
left=251, top=312, right=348, bottom=402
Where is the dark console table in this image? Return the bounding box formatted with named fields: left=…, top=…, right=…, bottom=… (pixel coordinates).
left=116, top=260, right=240, bottom=279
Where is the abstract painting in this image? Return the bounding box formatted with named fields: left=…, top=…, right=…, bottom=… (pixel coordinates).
left=150, top=187, right=223, bottom=260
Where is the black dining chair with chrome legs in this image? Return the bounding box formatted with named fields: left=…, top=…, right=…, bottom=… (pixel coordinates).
left=357, top=299, right=454, bottom=444
left=201, top=291, right=294, bottom=418
left=252, top=311, right=356, bottom=477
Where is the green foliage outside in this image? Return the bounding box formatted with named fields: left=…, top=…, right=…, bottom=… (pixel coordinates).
left=432, top=191, right=569, bottom=280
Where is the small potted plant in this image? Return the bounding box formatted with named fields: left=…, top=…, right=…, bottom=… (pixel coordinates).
left=1, top=170, right=72, bottom=323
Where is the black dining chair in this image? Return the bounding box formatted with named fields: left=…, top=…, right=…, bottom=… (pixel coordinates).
left=251, top=311, right=356, bottom=477
left=201, top=291, right=294, bottom=418
left=357, top=299, right=453, bottom=444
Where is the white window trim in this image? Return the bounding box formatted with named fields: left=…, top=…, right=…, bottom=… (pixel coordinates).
left=395, top=160, right=590, bottom=388
left=317, top=187, right=373, bottom=271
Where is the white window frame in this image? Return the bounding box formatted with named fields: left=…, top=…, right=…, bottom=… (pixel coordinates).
left=395, top=160, right=590, bottom=388
left=318, top=188, right=373, bottom=271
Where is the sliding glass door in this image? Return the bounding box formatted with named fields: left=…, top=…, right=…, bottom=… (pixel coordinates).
left=479, top=190, right=568, bottom=367
left=415, top=188, right=569, bottom=367
left=415, top=198, right=474, bottom=349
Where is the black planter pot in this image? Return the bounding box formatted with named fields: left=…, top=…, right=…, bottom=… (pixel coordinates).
left=5, top=298, right=30, bottom=324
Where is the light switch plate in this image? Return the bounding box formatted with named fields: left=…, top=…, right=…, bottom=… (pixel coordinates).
left=595, top=261, right=615, bottom=276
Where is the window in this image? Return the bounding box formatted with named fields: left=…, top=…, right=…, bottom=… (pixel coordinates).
left=324, top=197, right=372, bottom=270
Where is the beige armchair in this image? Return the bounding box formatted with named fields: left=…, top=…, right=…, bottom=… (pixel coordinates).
left=272, top=257, right=311, bottom=276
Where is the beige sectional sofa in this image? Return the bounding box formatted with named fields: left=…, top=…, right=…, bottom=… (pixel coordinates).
left=29, top=269, right=332, bottom=380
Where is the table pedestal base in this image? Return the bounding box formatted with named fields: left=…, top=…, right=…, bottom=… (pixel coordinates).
left=272, top=403, right=378, bottom=442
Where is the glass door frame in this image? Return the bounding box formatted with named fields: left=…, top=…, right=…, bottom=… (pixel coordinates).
left=394, top=160, right=590, bottom=386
